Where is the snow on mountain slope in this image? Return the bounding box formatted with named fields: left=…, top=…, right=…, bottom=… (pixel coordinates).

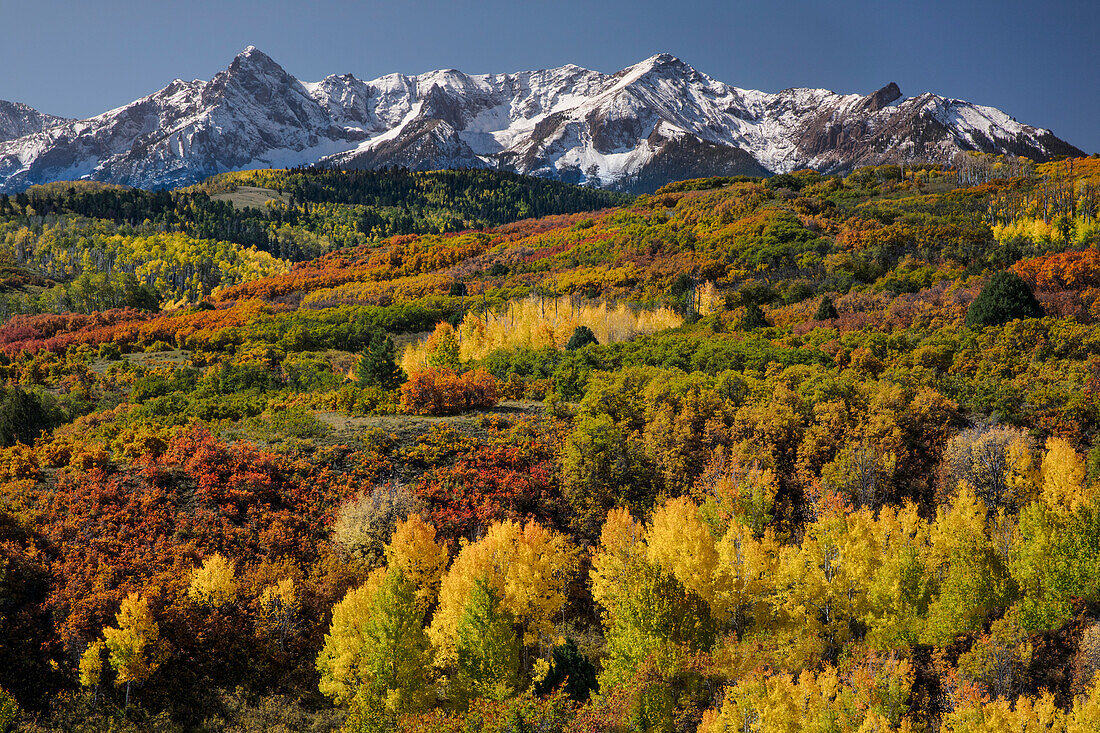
left=0, top=47, right=365, bottom=192
left=0, top=101, right=69, bottom=144
left=0, top=48, right=1083, bottom=193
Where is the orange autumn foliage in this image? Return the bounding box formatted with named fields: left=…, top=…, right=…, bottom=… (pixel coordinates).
left=399, top=368, right=499, bottom=416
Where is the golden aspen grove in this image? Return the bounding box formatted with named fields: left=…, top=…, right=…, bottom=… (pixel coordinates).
left=5, top=156, right=1100, bottom=732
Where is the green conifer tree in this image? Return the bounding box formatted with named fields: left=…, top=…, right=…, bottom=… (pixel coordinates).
left=565, top=326, right=599, bottom=351
left=741, top=303, right=769, bottom=330
left=342, top=570, right=434, bottom=732
left=814, top=295, right=839, bottom=320
left=357, top=330, right=406, bottom=390
left=455, top=577, right=521, bottom=703
left=965, top=271, right=1044, bottom=327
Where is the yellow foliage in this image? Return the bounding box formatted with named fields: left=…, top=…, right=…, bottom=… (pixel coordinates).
left=715, top=521, right=779, bottom=634
left=385, top=514, right=449, bottom=613
left=696, top=281, right=723, bottom=315
left=773, top=507, right=879, bottom=666
left=862, top=503, right=931, bottom=649
left=429, top=519, right=576, bottom=665
left=696, top=451, right=779, bottom=536
left=0, top=444, right=38, bottom=481
left=590, top=507, right=646, bottom=615
left=316, top=568, right=387, bottom=703
left=402, top=295, right=682, bottom=371
left=1040, top=437, right=1089, bottom=512
left=646, top=496, right=721, bottom=611
left=78, top=640, right=105, bottom=688
left=939, top=673, right=1100, bottom=731
left=188, top=554, right=237, bottom=608
left=703, top=662, right=914, bottom=733
left=102, top=593, right=164, bottom=688
left=259, top=578, right=300, bottom=643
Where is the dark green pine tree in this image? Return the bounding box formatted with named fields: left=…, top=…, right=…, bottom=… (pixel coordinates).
left=535, top=637, right=597, bottom=702
left=965, top=271, right=1044, bottom=328
left=0, top=387, right=54, bottom=447
left=565, top=325, right=599, bottom=351
left=357, top=330, right=406, bottom=390
left=814, top=294, right=839, bottom=320
left=741, top=302, right=770, bottom=330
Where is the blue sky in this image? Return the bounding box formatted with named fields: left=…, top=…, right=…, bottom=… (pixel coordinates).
left=2, top=0, right=1097, bottom=152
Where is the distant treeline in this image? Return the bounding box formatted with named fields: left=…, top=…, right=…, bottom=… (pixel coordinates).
left=0, top=168, right=632, bottom=260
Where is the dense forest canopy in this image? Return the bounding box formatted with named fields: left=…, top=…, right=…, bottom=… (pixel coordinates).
left=2, top=154, right=1100, bottom=731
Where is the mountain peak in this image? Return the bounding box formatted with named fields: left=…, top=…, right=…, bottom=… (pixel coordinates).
left=630, top=53, right=686, bottom=72
left=646, top=53, right=682, bottom=65
left=0, top=54, right=1084, bottom=193
left=614, top=53, right=695, bottom=86
left=859, top=82, right=903, bottom=112
left=228, top=45, right=284, bottom=75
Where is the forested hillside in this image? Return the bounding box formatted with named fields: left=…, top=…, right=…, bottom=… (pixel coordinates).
left=2, top=155, right=1100, bottom=732
left=0, top=170, right=627, bottom=321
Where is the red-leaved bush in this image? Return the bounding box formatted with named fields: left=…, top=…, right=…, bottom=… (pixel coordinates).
left=400, top=368, right=499, bottom=415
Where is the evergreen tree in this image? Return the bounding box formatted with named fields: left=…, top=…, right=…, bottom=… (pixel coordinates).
left=0, top=387, right=54, bottom=447
left=357, top=330, right=406, bottom=390
left=565, top=325, right=599, bottom=351
left=741, top=302, right=770, bottom=330
left=454, top=577, right=521, bottom=703
left=814, top=294, right=839, bottom=320
left=966, top=270, right=1044, bottom=327
left=535, top=638, right=597, bottom=702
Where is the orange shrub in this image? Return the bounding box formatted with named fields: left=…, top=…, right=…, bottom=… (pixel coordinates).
left=400, top=368, right=499, bottom=416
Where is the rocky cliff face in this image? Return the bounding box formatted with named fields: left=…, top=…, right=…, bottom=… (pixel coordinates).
left=0, top=100, right=69, bottom=144
left=0, top=48, right=1083, bottom=193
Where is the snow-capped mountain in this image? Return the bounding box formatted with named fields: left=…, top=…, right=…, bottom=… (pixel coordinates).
left=0, top=100, right=69, bottom=143
left=0, top=48, right=1083, bottom=193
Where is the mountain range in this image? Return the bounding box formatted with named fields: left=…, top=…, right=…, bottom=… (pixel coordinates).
left=0, top=47, right=1084, bottom=194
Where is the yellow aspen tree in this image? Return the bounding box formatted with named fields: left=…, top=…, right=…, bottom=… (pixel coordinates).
left=714, top=520, right=778, bottom=636
left=590, top=507, right=646, bottom=614
left=702, top=665, right=912, bottom=733
left=772, top=507, right=877, bottom=665
left=1069, top=675, right=1100, bottom=731
left=922, top=485, right=1012, bottom=645
left=384, top=514, right=448, bottom=614
left=187, top=554, right=237, bottom=609
left=956, top=609, right=1032, bottom=700
left=430, top=519, right=575, bottom=666
left=1006, top=436, right=1040, bottom=506
left=102, top=593, right=164, bottom=706
left=79, top=640, right=106, bottom=701
left=646, top=496, right=722, bottom=615
left=316, top=568, right=387, bottom=703
left=259, top=578, right=299, bottom=651
left=941, top=691, right=1064, bottom=732
left=1041, top=436, right=1088, bottom=512
left=326, top=569, right=435, bottom=729
left=590, top=506, right=717, bottom=689
left=862, top=503, right=933, bottom=649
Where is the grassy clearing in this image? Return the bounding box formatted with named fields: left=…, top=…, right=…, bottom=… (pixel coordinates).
left=313, top=401, right=546, bottom=444
left=209, top=186, right=293, bottom=209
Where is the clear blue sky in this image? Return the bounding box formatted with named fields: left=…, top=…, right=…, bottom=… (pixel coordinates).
left=1, top=0, right=1096, bottom=152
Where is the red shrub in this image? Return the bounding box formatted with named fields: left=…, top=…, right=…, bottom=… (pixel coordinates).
left=400, top=368, right=499, bottom=416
